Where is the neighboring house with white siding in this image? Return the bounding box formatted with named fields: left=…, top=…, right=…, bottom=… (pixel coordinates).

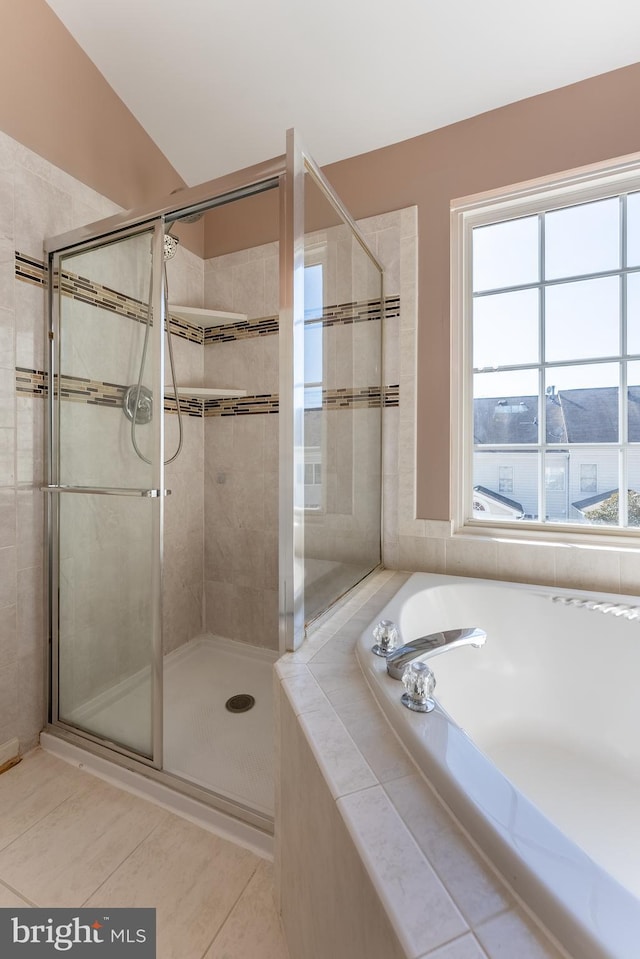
left=473, top=386, right=640, bottom=523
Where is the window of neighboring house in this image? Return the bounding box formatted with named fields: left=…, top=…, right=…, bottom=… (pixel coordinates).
left=580, top=463, right=598, bottom=493
left=545, top=465, right=565, bottom=492
left=498, top=466, right=513, bottom=493
left=304, top=263, right=324, bottom=509
left=453, top=161, right=640, bottom=533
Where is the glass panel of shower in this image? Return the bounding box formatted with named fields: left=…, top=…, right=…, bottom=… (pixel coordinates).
left=281, top=131, right=383, bottom=648
left=301, top=168, right=383, bottom=620
left=47, top=224, right=164, bottom=763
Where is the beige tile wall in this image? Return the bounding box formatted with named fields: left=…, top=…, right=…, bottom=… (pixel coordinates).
left=0, top=130, right=122, bottom=751
left=0, top=128, right=212, bottom=747
left=203, top=241, right=279, bottom=649
left=278, top=688, right=407, bottom=959
left=202, top=219, right=389, bottom=648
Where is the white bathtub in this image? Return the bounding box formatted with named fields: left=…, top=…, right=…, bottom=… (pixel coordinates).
left=356, top=571, right=640, bottom=959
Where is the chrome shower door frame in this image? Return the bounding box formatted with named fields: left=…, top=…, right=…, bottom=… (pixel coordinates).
left=279, top=129, right=385, bottom=652
left=43, top=153, right=286, bottom=836
left=46, top=220, right=166, bottom=769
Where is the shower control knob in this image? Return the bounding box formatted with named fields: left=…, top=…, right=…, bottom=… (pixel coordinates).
left=401, top=661, right=436, bottom=713
left=371, top=620, right=399, bottom=657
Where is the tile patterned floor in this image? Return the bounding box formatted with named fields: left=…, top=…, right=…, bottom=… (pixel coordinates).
left=0, top=748, right=289, bottom=959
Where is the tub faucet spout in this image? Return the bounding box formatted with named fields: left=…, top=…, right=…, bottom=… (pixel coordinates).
left=386, top=627, right=487, bottom=680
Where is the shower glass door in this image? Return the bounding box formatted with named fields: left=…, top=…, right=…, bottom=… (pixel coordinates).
left=48, top=223, right=165, bottom=763
left=281, top=131, right=383, bottom=650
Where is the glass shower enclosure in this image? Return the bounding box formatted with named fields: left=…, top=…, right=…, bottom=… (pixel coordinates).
left=280, top=131, right=384, bottom=648
left=43, top=131, right=383, bottom=830
left=47, top=225, right=165, bottom=763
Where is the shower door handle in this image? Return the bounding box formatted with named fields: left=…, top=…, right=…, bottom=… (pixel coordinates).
left=41, top=485, right=172, bottom=497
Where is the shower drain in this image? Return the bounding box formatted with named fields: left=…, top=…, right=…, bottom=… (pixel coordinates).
left=225, top=693, right=256, bottom=713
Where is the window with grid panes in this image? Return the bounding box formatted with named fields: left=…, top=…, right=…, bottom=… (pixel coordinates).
left=457, top=173, right=640, bottom=531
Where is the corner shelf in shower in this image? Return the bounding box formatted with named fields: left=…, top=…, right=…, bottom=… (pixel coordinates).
left=166, top=386, right=248, bottom=398
left=168, top=305, right=247, bottom=327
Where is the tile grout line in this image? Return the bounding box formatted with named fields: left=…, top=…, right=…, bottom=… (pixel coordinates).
left=196, top=861, right=261, bottom=959
left=417, top=929, right=492, bottom=959
left=469, top=930, right=491, bottom=959
left=79, top=813, right=171, bottom=908
left=0, top=876, right=38, bottom=907
left=0, top=778, right=90, bottom=858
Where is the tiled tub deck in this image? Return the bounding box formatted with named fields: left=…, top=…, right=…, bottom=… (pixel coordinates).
left=275, top=569, right=571, bottom=959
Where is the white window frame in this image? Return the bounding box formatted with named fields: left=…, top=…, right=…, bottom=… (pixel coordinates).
left=451, top=151, right=640, bottom=545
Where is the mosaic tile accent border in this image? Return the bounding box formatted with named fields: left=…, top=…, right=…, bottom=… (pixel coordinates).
left=202, top=296, right=399, bottom=344
left=316, top=386, right=398, bottom=410
left=383, top=384, right=400, bottom=408
left=14, top=253, right=205, bottom=343
left=204, top=315, right=279, bottom=344
left=58, top=271, right=150, bottom=325
left=15, top=367, right=46, bottom=396
left=201, top=385, right=398, bottom=415
left=321, top=387, right=381, bottom=410
left=58, top=374, right=124, bottom=406
left=167, top=313, right=203, bottom=344
left=15, top=254, right=400, bottom=414
left=204, top=393, right=279, bottom=417
left=163, top=394, right=206, bottom=418
left=322, top=294, right=399, bottom=327
left=16, top=368, right=400, bottom=416
left=383, top=295, right=401, bottom=320
left=15, top=252, right=47, bottom=288
left=203, top=386, right=397, bottom=416
left=16, top=368, right=126, bottom=406
left=15, top=254, right=400, bottom=347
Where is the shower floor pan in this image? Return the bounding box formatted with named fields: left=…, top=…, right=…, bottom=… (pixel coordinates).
left=60, top=635, right=277, bottom=819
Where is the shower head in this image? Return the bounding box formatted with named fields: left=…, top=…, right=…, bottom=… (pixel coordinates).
left=163, top=233, right=179, bottom=260
left=169, top=188, right=205, bottom=225
left=177, top=211, right=203, bottom=224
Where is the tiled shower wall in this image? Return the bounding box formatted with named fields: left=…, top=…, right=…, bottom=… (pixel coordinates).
left=162, top=255, right=206, bottom=655
left=201, top=218, right=400, bottom=650
left=0, top=129, right=122, bottom=751
left=0, top=129, right=210, bottom=746
left=203, top=242, right=280, bottom=649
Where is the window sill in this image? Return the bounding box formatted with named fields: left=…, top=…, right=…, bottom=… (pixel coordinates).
left=452, top=518, right=640, bottom=553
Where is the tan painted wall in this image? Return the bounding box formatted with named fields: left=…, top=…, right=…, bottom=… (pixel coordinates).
left=0, top=0, right=183, bottom=208
left=0, top=0, right=203, bottom=254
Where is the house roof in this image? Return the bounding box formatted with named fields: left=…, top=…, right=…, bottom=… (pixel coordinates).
left=475, top=385, right=640, bottom=445
left=572, top=488, right=619, bottom=512
left=557, top=387, right=617, bottom=443
left=473, top=395, right=539, bottom=445
left=473, top=485, right=525, bottom=516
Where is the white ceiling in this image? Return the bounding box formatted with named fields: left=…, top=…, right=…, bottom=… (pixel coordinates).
left=46, top=0, right=640, bottom=186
